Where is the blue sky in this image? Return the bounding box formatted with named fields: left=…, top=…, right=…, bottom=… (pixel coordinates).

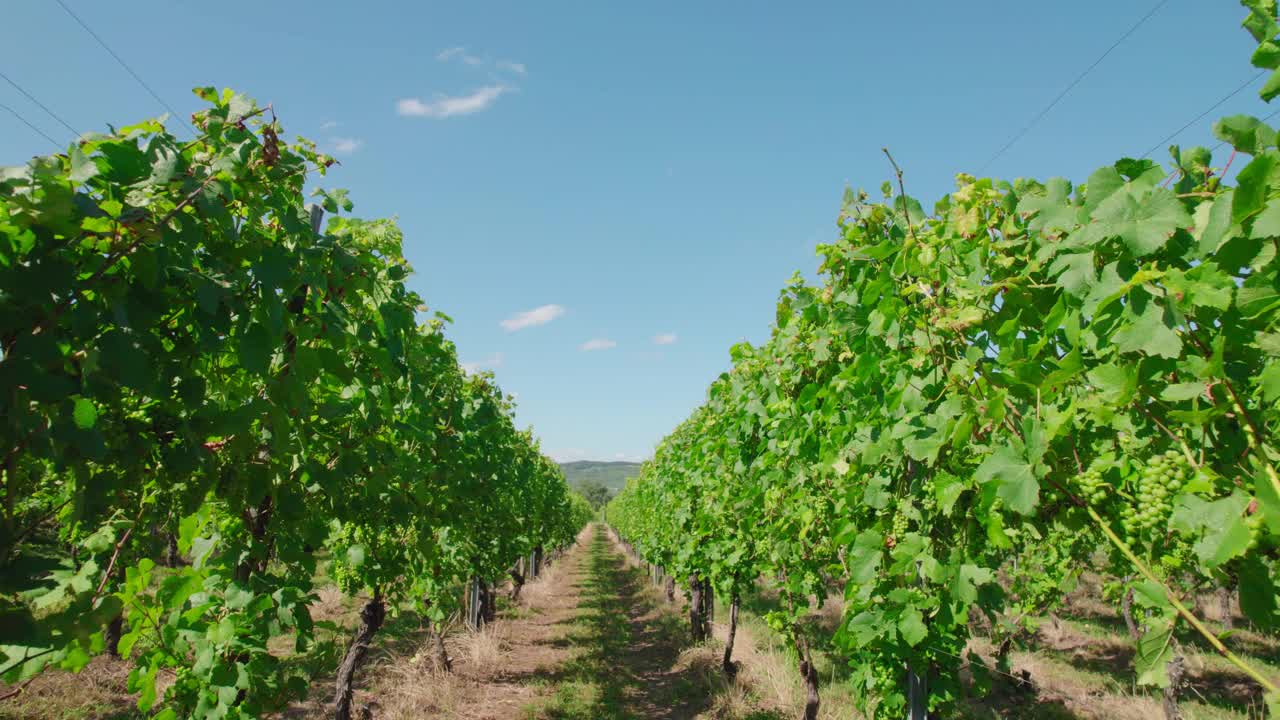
left=1, top=1, right=1271, bottom=462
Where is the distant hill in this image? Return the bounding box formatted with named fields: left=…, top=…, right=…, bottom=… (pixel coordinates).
left=559, top=460, right=641, bottom=493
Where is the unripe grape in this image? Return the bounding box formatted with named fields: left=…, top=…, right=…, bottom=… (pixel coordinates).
left=892, top=511, right=909, bottom=538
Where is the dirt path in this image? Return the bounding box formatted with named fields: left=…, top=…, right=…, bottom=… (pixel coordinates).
left=511, top=524, right=708, bottom=719
left=408, top=523, right=770, bottom=720
left=435, top=527, right=596, bottom=718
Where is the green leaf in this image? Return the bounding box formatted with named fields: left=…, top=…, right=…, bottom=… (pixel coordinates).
left=72, top=398, right=97, bottom=429
left=1169, top=493, right=1252, bottom=568
left=898, top=605, right=927, bottom=647
left=1082, top=166, right=1125, bottom=214
left=1193, top=190, right=1235, bottom=256
left=209, top=617, right=237, bottom=645
left=1048, top=252, right=1095, bottom=297
left=1259, top=363, right=1280, bottom=401
left=96, top=140, right=150, bottom=185
left=1113, top=295, right=1183, bottom=359
left=69, top=145, right=98, bottom=183
left=1213, top=116, right=1277, bottom=155
left=191, top=533, right=218, bottom=569
left=1254, top=39, right=1280, bottom=69
left=1131, top=580, right=1171, bottom=610
left=1082, top=261, right=1129, bottom=317
left=1255, top=332, right=1280, bottom=356
left=1085, top=188, right=1191, bottom=256
left=894, top=195, right=925, bottom=225
left=226, top=92, right=255, bottom=121
left=1160, top=382, right=1206, bottom=402
left=237, top=323, right=274, bottom=375
left=1018, top=178, right=1080, bottom=235
left=843, top=611, right=883, bottom=647
left=1238, top=282, right=1280, bottom=319
left=1241, top=0, right=1279, bottom=43
left=974, top=444, right=1038, bottom=515
left=1262, top=69, right=1280, bottom=102
left=145, top=141, right=180, bottom=186
left=1238, top=554, right=1279, bottom=630
left=1164, top=263, right=1235, bottom=311
left=934, top=474, right=966, bottom=516
left=1134, top=619, right=1176, bottom=688
left=950, top=563, right=995, bottom=608
left=1088, top=363, right=1137, bottom=404
left=846, top=531, right=883, bottom=584
left=312, top=188, right=353, bottom=214
left=1254, top=466, right=1280, bottom=535
left=1233, top=152, right=1277, bottom=224
left=1253, top=199, right=1280, bottom=238
left=862, top=475, right=892, bottom=509
left=135, top=663, right=161, bottom=711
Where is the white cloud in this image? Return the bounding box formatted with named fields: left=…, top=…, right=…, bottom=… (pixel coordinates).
left=580, top=338, right=617, bottom=352
left=438, top=47, right=525, bottom=74
left=397, top=86, right=509, bottom=118
left=652, top=333, right=677, bottom=345
left=330, top=137, right=363, bottom=155
left=500, top=304, right=565, bottom=331
left=436, top=47, right=468, bottom=62
left=461, top=351, right=504, bottom=374
left=319, top=120, right=339, bottom=131
left=438, top=47, right=485, bottom=67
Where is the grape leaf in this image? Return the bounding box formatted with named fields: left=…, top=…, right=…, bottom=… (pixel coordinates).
left=974, top=444, right=1039, bottom=515
left=72, top=398, right=97, bottom=429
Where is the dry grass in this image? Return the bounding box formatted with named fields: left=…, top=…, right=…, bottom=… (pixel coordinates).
left=516, top=527, right=591, bottom=609
left=280, top=619, right=515, bottom=719
left=669, top=644, right=762, bottom=719
left=0, top=655, right=188, bottom=720
left=367, top=653, right=466, bottom=720
left=455, top=623, right=508, bottom=669
left=309, top=585, right=352, bottom=626
left=0, top=657, right=134, bottom=720
left=963, top=635, right=1158, bottom=720
left=706, top=613, right=865, bottom=720
left=963, top=622, right=1265, bottom=720
left=518, top=560, right=566, bottom=609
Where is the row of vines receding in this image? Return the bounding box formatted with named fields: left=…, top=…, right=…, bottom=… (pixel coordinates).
left=607, top=2, right=1280, bottom=718
left=0, top=88, right=594, bottom=719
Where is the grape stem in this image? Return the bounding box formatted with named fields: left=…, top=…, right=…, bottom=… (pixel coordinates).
left=1085, top=505, right=1278, bottom=694
left=881, top=147, right=918, bottom=245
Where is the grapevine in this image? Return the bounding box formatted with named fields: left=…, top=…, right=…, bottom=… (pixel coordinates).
left=608, top=3, right=1280, bottom=716
left=0, top=89, right=590, bottom=719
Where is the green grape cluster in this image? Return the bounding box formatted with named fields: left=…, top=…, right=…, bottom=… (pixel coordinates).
left=1074, top=464, right=1108, bottom=505
left=891, top=503, right=910, bottom=537
left=920, top=477, right=937, bottom=513
left=1119, top=450, right=1188, bottom=544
